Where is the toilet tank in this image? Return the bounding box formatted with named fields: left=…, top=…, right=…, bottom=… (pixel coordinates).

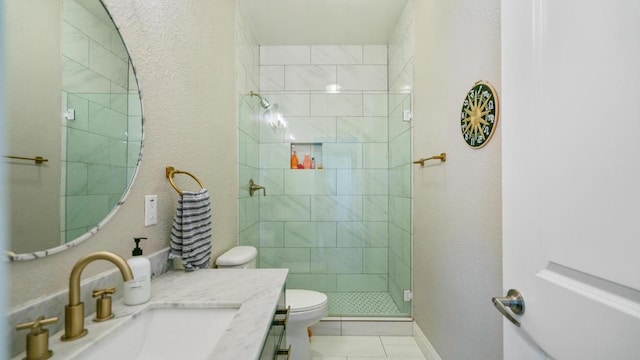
left=215, top=246, right=257, bottom=268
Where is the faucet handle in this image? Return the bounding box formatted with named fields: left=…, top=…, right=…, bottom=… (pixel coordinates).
left=16, top=316, right=58, bottom=360
left=92, top=286, right=116, bottom=322
left=249, top=179, right=266, bottom=197
left=16, top=315, right=58, bottom=330
left=92, top=287, right=116, bottom=298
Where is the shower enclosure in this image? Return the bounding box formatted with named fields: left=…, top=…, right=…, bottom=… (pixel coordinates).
left=236, top=2, right=413, bottom=318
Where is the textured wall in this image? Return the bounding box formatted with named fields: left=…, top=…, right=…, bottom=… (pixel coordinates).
left=412, top=0, right=503, bottom=359
left=8, top=0, right=238, bottom=306
left=1, top=1, right=10, bottom=353
left=5, top=0, right=62, bottom=254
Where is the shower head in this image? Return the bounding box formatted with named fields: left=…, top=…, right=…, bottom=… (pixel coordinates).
left=250, top=91, right=273, bottom=110
left=250, top=91, right=287, bottom=131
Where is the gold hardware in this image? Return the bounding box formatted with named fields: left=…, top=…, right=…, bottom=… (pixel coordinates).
left=413, top=152, right=447, bottom=166
left=5, top=250, right=17, bottom=260
left=16, top=316, right=58, bottom=360
left=92, top=287, right=116, bottom=322
left=62, top=251, right=133, bottom=341
left=276, top=345, right=292, bottom=360
left=165, top=166, right=205, bottom=195
left=4, top=155, right=49, bottom=164
left=249, top=179, right=266, bottom=197
left=273, top=306, right=290, bottom=327
left=250, top=91, right=271, bottom=109
left=275, top=307, right=289, bottom=315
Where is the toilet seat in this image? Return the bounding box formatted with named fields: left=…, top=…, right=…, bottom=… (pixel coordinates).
left=286, top=289, right=328, bottom=312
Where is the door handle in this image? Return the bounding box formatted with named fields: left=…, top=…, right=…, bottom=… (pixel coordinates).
left=492, top=289, right=525, bottom=327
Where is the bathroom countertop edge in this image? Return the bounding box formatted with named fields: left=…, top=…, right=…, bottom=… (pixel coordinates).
left=13, top=268, right=289, bottom=360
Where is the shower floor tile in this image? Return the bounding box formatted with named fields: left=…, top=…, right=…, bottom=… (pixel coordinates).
left=326, top=291, right=406, bottom=317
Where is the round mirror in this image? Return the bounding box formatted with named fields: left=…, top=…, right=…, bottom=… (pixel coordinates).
left=4, top=0, right=143, bottom=260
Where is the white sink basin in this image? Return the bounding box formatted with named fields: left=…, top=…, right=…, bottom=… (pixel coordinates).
left=71, top=305, right=239, bottom=360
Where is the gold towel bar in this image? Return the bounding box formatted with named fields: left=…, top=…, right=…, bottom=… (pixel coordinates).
left=165, top=166, right=205, bottom=195
left=4, top=155, right=48, bottom=164
left=413, top=153, right=447, bottom=166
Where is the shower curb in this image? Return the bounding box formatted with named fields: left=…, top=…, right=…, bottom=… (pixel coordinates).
left=311, top=317, right=413, bottom=336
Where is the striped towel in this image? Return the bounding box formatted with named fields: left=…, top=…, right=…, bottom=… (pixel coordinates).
left=169, top=189, right=212, bottom=271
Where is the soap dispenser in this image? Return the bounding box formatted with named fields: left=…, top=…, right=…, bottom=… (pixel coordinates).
left=123, top=237, right=151, bottom=305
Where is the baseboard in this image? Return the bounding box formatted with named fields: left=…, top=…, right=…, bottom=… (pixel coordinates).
left=413, top=322, right=442, bottom=360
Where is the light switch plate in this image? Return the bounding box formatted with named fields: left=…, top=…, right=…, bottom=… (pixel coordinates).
left=144, top=195, right=157, bottom=226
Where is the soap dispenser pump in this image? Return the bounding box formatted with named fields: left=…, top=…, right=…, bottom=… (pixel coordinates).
left=123, top=237, right=151, bottom=305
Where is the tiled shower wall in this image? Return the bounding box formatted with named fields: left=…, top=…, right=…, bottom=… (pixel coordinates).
left=387, top=0, right=414, bottom=315
left=61, top=0, right=142, bottom=242
left=236, top=1, right=262, bottom=251
left=253, top=45, right=396, bottom=299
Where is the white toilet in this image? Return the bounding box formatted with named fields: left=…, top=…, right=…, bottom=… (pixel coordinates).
left=216, top=246, right=328, bottom=360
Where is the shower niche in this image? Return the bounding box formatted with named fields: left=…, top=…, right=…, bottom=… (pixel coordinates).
left=290, top=143, right=322, bottom=170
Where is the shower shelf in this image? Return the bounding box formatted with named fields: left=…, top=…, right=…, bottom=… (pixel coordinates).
left=290, top=142, right=322, bottom=169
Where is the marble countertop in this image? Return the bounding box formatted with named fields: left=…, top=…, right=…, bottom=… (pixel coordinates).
left=14, top=268, right=288, bottom=360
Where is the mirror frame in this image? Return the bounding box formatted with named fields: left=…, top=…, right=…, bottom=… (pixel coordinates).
left=6, top=0, right=144, bottom=261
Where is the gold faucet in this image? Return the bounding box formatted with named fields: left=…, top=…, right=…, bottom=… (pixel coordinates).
left=61, top=251, right=133, bottom=341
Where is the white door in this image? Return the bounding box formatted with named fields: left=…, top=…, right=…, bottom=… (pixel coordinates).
left=501, top=1, right=640, bottom=359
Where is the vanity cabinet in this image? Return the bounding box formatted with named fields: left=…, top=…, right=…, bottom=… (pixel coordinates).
left=260, top=287, right=290, bottom=359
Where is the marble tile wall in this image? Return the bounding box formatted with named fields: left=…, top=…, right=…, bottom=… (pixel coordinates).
left=61, top=0, right=140, bottom=243
left=387, top=0, right=414, bottom=315
left=236, top=1, right=262, bottom=256
left=247, top=44, right=393, bottom=295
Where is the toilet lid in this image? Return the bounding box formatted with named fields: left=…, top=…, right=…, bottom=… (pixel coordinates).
left=286, top=289, right=328, bottom=312
left=215, top=246, right=257, bottom=266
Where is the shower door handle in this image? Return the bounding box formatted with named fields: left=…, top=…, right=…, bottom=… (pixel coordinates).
left=492, top=289, right=525, bottom=327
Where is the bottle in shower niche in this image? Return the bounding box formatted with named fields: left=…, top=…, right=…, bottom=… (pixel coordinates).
left=291, top=147, right=299, bottom=169
left=124, top=237, right=151, bottom=305
left=303, top=153, right=311, bottom=169
left=311, top=157, right=316, bottom=169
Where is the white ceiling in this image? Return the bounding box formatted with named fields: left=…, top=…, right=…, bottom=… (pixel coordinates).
left=241, top=0, right=409, bottom=45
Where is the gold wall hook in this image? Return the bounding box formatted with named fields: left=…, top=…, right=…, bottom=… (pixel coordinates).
left=413, top=153, right=447, bottom=166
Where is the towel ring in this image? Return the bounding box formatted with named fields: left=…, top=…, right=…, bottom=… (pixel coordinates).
left=165, top=166, right=205, bottom=195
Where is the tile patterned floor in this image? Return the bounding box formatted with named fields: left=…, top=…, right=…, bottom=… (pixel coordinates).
left=326, top=292, right=405, bottom=317
left=310, top=336, right=426, bottom=360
